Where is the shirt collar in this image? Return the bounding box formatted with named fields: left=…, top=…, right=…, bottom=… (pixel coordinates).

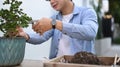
left=57, top=5, right=80, bottom=20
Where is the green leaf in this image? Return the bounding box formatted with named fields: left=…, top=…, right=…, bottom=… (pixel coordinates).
left=0, top=0, right=32, bottom=37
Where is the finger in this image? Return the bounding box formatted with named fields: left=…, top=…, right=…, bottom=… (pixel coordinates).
left=39, top=27, right=46, bottom=35
left=33, top=23, right=40, bottom=32
left=40, top=32, right=43, bottom=35
left=32, top=20, right=40, bottom=29
left=39, top=30, right=43, bottom=35
left=32, top=22, right=38, bottom=30
left=37, top=22, right=43, bottom=32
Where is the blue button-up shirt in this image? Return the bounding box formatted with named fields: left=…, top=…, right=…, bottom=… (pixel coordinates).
left=27, top=5, right=98, bottom=59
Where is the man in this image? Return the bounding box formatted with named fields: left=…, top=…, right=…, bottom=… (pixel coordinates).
left=18, top=0, right=98, bottom=59
left=102, top=11, right=114, bottom=41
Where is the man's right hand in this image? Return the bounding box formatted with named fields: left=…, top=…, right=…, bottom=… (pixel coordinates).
left=16, top=26, right=29, bottom=40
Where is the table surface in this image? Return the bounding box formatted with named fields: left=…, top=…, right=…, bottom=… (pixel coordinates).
left=16, top=60, right=44, bottom=67
left=12, top=59, right=118, bottom=67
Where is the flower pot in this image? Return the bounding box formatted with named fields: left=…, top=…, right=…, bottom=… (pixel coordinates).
left=0, top=37, right=26, bottom=66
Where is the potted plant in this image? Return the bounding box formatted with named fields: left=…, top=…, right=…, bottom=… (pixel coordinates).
left=0, top=0, right=32, bottom=66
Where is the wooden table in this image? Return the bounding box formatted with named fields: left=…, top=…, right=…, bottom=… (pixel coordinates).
left=16, top=60, right=44, bottom=67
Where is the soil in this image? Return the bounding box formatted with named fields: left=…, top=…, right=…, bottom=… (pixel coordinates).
left=69, top=51, right=104, bottom=65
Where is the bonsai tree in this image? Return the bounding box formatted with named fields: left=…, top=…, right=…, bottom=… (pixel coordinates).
left=0, top=0, right=32, bottom=38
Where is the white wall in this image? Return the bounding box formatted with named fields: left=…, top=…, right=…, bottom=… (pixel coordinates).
left=0, top=0, right=83, bottom=60
left=102, top=0, right=109, bottom=13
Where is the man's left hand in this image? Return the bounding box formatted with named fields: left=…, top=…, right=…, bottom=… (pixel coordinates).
left=32, top=17, right=52, bottom=35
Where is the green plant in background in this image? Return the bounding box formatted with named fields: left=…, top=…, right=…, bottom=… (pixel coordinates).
left=90, top=0, right=103, bottom=39
left=109, top=0, right=120, bottom=25
left=109, top=0, right=120, bottom=44
left=113, top=37, right=120, bottom=44
left=0, top=0, right=32, bottom=38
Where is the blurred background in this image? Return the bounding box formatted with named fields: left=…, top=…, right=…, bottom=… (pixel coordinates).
left=0, top=0, right=120, bottom=60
